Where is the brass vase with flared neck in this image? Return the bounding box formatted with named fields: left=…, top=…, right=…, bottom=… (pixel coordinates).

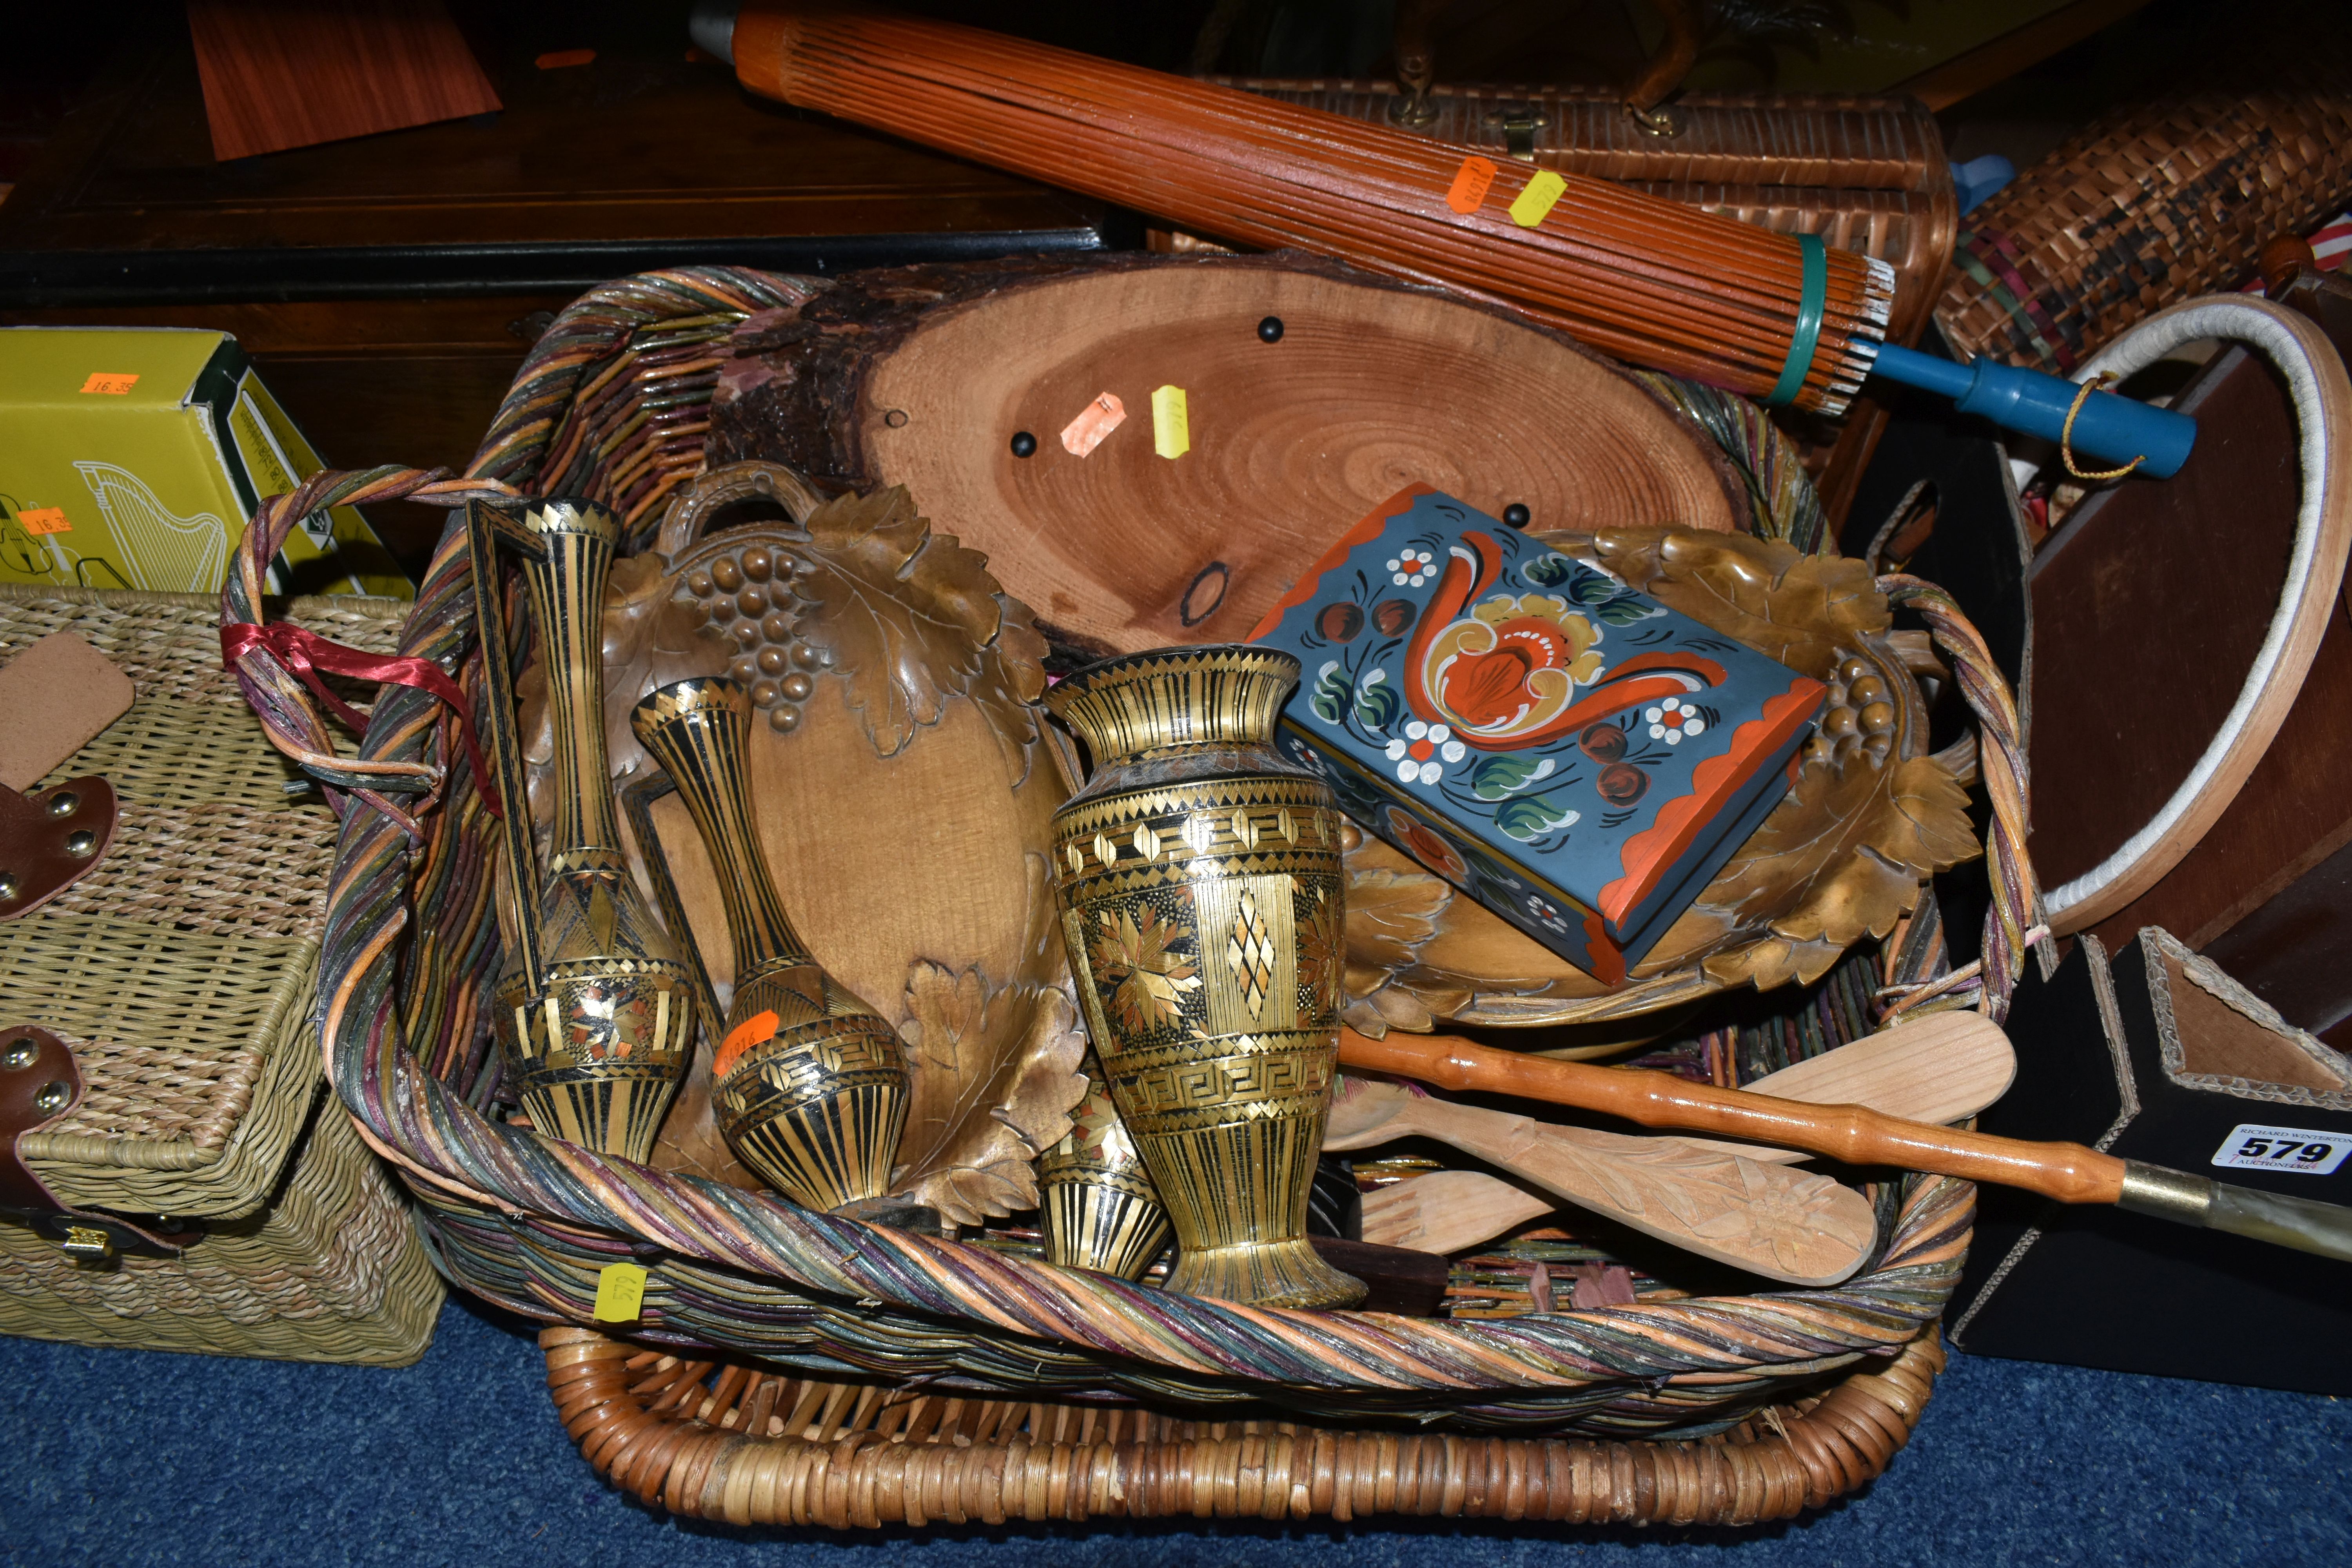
left=493, top=497, right=693, bottom=1161
left=1045, top=645, right=1363, bottom=1310
left=631, top=677, right=909, bottom=1211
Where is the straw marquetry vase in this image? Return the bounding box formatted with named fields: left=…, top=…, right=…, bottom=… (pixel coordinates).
left=630, top=677, right=908, bottom=1210
left=1047, top=646, right=1363, bottom=1309
left=1037, top=1057, right=1174, bottom=1280
left=494, top=499, right=693, bottom=1161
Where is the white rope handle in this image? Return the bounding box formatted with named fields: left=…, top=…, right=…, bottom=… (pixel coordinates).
left=2043, top=296, right=2352, bottom=929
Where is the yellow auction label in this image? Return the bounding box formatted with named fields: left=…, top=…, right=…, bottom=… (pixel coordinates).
left=1508, top=169, right=1568, bottom=228
left=592, top=1262, right=648, bottom=1323
left=1152, top=384, right=1191, bottom=459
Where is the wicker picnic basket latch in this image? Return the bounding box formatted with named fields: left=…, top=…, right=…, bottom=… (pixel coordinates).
left=0, top=1024, right=195, bottom=1261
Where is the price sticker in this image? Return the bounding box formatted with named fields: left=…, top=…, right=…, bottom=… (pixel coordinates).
left=1445, top=156, right=1496, bottom=214
left=1508, top=169, right=1567, bottom=229
left=2210, top=1124, right=2350, bottom=1176
left=79, top=373, right=139, bottom=395
left=593, top=1262, right=648, bottom=1322
left=17, top=507, right=70, bottom=536
left=1060, top=391, right=1126, bottom=457
left=714, top=1009, right=778, bottom=1078
left=1151, top=385, right=1191, bottom=459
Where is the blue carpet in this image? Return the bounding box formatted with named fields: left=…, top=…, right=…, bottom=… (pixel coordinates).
left=2, top=1296, right=2343, bottom=1568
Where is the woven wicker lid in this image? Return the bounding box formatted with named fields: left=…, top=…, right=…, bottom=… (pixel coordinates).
left=0, top=584, right=408, bottom=1220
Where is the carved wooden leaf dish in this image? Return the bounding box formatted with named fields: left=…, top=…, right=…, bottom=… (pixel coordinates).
left=1343, top=528, right=1979, bottom=1034
left=520, top=463, right=1087, bottom=1216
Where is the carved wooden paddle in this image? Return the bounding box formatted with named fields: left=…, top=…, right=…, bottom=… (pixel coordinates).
left=1327, top=1078, right=1880, bottom=1286
left=1354, top=1011, right=2018, bottom=1255
left=1655, top=1007, right=2016, bottom=1164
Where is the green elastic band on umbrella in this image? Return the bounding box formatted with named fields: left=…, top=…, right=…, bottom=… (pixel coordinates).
left=1765, top=233, right=1828, bottom=408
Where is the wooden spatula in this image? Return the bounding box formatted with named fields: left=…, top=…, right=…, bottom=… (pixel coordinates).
left=1661, top=1008, right=2016, bottom=1163
left=1359, top=1170, right=1552, bottom=1254
left=1325, top=1078, right=1878, bottom=1286
left=1352, top=1011, right=2017, bottom=1257
left=1339, top=1014, right=2352, bottom=1268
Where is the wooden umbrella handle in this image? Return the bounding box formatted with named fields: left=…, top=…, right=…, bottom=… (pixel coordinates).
left=1338, top=1025, right=2127, bottom=1205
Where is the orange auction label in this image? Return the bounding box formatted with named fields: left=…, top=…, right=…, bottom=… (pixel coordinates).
left=1060, top=391, right=1127, bottom=457
left=1446, top=156, right=1497, bottom=214
left=79, top=372, right=138, bottom=395
left=714, top=1009, right=780, bottom=1078
left=16, top=507, right=70, bottom=535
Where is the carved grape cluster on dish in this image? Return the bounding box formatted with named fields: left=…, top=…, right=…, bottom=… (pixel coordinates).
left=678, top=544, right=833, bottom=734
left=1805, top=654, right=1899, bottom=772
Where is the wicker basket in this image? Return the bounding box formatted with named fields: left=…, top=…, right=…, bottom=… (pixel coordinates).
left=0, top=586, right=443, bottom=1366
left=1936, top=49, right=2352, bottom=372
left=218, top=264, right=2034, bottom=1525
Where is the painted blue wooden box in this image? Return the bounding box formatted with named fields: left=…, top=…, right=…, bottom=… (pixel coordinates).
left=1247, top=485, right=1826, bottom=984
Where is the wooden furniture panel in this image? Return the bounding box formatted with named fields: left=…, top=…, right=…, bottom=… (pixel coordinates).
left=186, top=0, right=503, bottom=162
left=0, top=5, right=1103, bottom=305
left=2029, top=309, right=2352, bottom=1041
left=2028, top=348, right=2302, bottom=893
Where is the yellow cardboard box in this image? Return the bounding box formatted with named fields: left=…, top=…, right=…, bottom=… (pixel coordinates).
left=0, top=327, right=410, bottom=598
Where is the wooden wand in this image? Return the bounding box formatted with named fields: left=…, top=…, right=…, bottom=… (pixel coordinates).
left=1339, top=1021, right=2352, bottom=1264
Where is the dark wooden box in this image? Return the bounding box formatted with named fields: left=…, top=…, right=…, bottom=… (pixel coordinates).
left=1949, top=931, right=2352, bottom=1395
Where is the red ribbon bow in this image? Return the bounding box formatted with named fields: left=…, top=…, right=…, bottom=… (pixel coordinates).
left=221, top=621, right=503, bottom=819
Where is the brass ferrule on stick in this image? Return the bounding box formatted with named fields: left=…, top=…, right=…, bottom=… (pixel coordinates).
left=1338, top=1024, right=2127, bottom=1204
left=2115, top=1161, right=2213, bottom=1225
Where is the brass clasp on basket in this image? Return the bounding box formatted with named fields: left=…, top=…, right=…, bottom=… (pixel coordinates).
left=1483, top=108, right=1548, bottom=160
left=58, top=1225, right=113, bottom=1263
left=2, top=1024, right=201, bottom=1266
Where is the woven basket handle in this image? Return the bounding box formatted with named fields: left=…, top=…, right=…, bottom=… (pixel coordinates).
left=1876, top=575, right=2043, bottom=1023
left=220, top=465, right=522, bottom=838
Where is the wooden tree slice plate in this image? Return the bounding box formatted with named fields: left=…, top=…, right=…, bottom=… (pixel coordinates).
left=707, top=252, right=1744, bottom=659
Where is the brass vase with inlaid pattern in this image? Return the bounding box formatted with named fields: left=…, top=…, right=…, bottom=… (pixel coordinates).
left=1036, top=1055, right=1173, bottom=1280
left=494, top=498, right=694, bottom=1161
left=631, top=677, right=909, bottom=1211
left=1046, top=646, right=1363, bottom=1310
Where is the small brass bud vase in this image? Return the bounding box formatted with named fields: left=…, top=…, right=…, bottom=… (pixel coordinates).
left=1046, top=646, right=1364, bottom=1310
left=494, top=498, right=693, bottom=1161
left=630, top=677, right=910, bottom=1211
left=1037, top=1056, right=1172, bottom=1281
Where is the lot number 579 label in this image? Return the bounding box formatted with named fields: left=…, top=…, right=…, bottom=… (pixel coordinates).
left=2210, top=1124, right=2350, bottom=1175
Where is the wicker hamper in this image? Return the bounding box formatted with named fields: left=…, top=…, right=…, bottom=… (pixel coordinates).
left=220, top=265, right=2036, bottom=1526
left=0, top=586, right=442, bottom=1366
left=1936, top=38, right=2352, bottom=373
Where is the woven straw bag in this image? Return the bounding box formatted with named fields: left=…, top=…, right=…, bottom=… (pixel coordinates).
left=218, top=265, right=2034, bottom=1526
left=1937, top=53, right=2352, bottom=372
left=0, top=586, right=442, bottom=1365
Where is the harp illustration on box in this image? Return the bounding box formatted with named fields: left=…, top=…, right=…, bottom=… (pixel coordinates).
left=73, top=462, right=229, bottom=592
